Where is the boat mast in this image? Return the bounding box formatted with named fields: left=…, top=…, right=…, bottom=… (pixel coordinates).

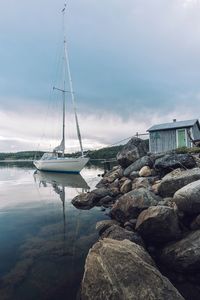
left=62, top=3, right=84, bottom=157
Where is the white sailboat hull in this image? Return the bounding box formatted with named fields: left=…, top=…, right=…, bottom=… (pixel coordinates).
left=33, top=157, right=89, bottom=173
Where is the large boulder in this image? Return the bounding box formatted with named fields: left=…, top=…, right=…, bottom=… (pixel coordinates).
left=81, top=239, right=184, bottom=300
left=160, top=229, right=200, bottom=272
left=173, top=179, right=200, bottom=214
left=154, top=153, right=196, bottom=174
left=123, top=155, right=154, bottom=176
left=110, top=188, right=160, bottom=223
left=100, top=224, right=144, bottom=247
left=117, top=137, right=149, bottom=168
left=135, top=206, right=181, bottom=244
left=158, top=168, right=200, bottom=197
left=71, top=187, right=114, bottom=209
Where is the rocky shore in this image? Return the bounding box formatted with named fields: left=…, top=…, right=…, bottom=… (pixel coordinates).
left=72, top=138, right=200, bottom=300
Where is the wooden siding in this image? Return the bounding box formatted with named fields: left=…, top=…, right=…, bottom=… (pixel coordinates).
left=149, top=129, right=176, bottom=153
left=192, top=123, right=200, bottom=140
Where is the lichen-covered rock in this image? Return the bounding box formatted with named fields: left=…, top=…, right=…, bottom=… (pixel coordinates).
left=123, top=155, right=154, bottom=176
left=154, top=153, right=196, bottom=174
left=139, top=166, right=152, bottom=177
left=117, top=137, right=149, bottom=168
left=160, top=230, right=200, bottom=272
left=110, top=188, right=160, bottom=223
left=81, top=239, right=184, bottom=300
left=136, top=206, right=181, bottom=244
left=132, top=177, right=151, bottom=190
left=173, top=179, right=200, bottom=214
left=158, top=168, right=200, bottom=197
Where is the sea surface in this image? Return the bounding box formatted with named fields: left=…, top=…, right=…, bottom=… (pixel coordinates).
left=0, top=161, right=108, bottom=300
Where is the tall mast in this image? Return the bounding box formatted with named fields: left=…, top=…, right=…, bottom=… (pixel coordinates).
left=62, top=2, right=84, bottom=157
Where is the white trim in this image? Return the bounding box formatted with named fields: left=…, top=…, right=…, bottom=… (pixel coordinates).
left=185, top=128, right=188, bottom=147
left=176, top=129, right=178, bottom=148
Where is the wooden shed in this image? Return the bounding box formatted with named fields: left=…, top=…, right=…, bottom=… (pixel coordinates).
left=147, top=119, right=200, bottom=153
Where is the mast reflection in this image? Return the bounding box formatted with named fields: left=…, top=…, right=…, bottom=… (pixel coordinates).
left=33, top=170, right=90, bottom=244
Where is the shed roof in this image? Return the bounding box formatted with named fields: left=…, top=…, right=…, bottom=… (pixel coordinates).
left=148, top=119, right=200, bottom=132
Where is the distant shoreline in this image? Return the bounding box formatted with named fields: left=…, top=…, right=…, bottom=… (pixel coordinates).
left=0, top=159, right=34, bottom=162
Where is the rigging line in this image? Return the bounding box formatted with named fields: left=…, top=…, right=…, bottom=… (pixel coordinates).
left=62, top=2, right=84, bottom=157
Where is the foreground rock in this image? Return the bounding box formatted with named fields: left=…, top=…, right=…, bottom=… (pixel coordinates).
left=160, top=229, right=200, bottom=272
left=173, top=179, right=200, bottom=214
left=154, top=153, right=196, bottom=174
left=117, top=137, right=148, bottom=168
left=136, top=206, right=181, bottom=244
left=81, top=239, right=184, bottom=300
left=158, top=168, right=200, bottom=197
left=110, top=188, right=161, bottom=223
left=100, top=224, right=144, bottom=247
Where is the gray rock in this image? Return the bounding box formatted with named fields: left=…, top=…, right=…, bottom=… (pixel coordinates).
left=81, top=239, right=184, bottom=300
left=100, top=224, right=145, bottom=247
left=72, top=187, right=113, bottom=209
left=154, top=153, right=196, bottom=174
left=136, top=206, right=181, bottom=244
left=110, top=188, right=160, bottom=223
left=190, top=214, right=200, bottom=230
left=124, top=155, right=154, bottom=176
left=173, top=179, right=200, bottom=214
left=96, top=220, right=119, bottom=235
left=157, top=198, right=174, bottom=207
left=129, top=171, right=140, bottom=180
left=117, top=137, right=149, bottom=168
left=160, top=229, right=200, bottom=272
left=98, top=195, right=114, bottom=207
left=158, top=168, right=200, bottom=197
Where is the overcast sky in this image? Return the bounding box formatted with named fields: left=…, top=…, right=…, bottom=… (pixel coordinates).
left=1, top=0, right=200, bottom=152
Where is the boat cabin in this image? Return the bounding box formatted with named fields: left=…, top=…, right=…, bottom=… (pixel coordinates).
left=147, top=119, right=200, bottom=153
left=41, top=153, right=58, bottom=160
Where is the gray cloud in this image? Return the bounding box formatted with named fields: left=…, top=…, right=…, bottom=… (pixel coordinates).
left=0, top=0, right=200, bottom=151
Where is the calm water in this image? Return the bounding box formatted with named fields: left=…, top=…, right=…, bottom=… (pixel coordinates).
left=0, top=162, right=108, bottom=300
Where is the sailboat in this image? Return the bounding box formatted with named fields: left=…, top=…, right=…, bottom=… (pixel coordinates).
left=34, top=3, right=89, bottom=173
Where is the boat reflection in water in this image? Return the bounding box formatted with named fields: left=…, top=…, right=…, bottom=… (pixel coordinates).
left=34, top=170, right=89, bottom=190
left=34, top=170, right=90, bottom=235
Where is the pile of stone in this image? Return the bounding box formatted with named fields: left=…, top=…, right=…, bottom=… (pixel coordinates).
left=72, top=137, right=200, bottom=300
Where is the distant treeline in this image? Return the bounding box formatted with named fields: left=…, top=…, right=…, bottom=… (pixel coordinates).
left=0, top=151, right=44, bottom=161
left=0, top=145, right=124, bottom=161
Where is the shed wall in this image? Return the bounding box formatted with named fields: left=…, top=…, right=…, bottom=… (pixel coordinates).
left=192, top=123, right=200, bottom=140
left=149, top=129, right=176, bottom=153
